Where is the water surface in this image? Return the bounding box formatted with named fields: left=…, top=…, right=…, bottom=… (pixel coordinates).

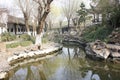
left=8, top=45, right=120, bottom=80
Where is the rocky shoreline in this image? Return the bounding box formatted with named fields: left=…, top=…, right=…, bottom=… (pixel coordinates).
left=85, top=40, right=120, bottom=62
left=62, top=37, right=120, bottom=62
left=0, top=43, right=62, bottom=80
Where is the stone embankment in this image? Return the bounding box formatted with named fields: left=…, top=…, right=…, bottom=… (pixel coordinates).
left=62, top=34, right=86, bottom=48
left=8, top=45, right=62, bottom=66
left=0, top=43, right=62, bottom=80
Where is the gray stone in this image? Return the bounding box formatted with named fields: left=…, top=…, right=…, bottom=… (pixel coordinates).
left=111, top=52, right=120, bottom=58
left=92, top=48, right=110, bottom=59
left=85, top=41, right=110, bottom=60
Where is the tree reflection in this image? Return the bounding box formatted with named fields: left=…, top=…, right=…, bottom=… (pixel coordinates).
left=67, top=47, right=71, bottom=61
left=73, top=47, right=78, bottom=58
left=63, top=47, right=82, bottom=80
left=38, top=69, right=46, bottom=80
left=63, top=46, right=97, bottom=80
left=25, top=66, right=34, bottom=80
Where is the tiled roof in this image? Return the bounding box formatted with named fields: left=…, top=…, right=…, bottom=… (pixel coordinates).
left=0, top=8, right=9, bottom=15
left=8, top=15, right=25, bottom=24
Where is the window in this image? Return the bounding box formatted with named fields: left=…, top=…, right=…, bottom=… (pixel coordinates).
left=11, top=28, right=13, bottom=32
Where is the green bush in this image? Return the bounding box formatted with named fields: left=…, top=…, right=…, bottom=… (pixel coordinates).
left=82, top=24, right=113, bottom=42
left=1, top=32, right=16, bottom=42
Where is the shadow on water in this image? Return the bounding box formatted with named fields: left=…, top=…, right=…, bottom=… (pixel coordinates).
left=8, top=43, right=120, bottom=80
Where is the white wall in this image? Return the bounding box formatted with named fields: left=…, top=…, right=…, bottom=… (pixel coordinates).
left=0, top=12, right=8, bottom=34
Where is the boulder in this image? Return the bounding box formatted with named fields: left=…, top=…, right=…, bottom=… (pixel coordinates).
left=85, top=40, right=110, bottom=60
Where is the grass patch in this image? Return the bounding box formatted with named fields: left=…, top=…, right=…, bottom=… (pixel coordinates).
left=82, top=24, right=113, bottom=42
left=6, top=42, right=19, bottom=48
left=6, top=41, right=32, bottom=48
left=20, top=41, right=32, bottom=47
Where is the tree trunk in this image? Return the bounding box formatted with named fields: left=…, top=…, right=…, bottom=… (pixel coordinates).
left=102, top=13, right=106, bottom=24
left=35, top=21, right=44, bottom=49
left=34, top=0, right=53, bottom=50
left=35, top=12, right=49, bottom=49
left=59, top=21, right=62, bottom=34
left=35, top=33, right=43, bottom=50
left=33, top=30, right=37, bottom=36
left=25, top=18, right=31, bottom=35
left=14, top=24, right=17, bottom=35
left=93, top=14, right=95, bottom=23
left=67, top=48, right=71, bottom=61
left=67, top=19, right=70, bottom=32
left=97, top=14, right=99, bottom=22
left=84, top=20, right=85, bottom=29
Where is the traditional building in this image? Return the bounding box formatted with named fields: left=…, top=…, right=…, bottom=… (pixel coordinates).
left=0, top=8, right=33, bottom=35
left=7, top=15, right=25, bottom=34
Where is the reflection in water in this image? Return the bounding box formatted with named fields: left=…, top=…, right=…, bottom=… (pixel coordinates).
left=9, top=45, right=120, bottom=80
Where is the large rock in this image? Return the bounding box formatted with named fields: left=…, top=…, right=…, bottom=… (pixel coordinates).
left=110, top=52, right=120, bottom=58
left=107, top=44, right=120, bottom=59
left=85, top=40, right=110, bottom=60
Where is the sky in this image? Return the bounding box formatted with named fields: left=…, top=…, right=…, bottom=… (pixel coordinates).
left=0, top=0, right=91, bottom=18
left=0, top=0, right=14, bottom=8
left=0, top=0, right=91, bottom=9
left=0, top=0, right=21, bottom=17
left=51, top=0, right=91, bottom=23
left=52, top=0, right=91, bottom=9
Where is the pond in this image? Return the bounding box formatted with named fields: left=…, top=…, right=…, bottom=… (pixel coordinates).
left=8, top=44, right=120, bottom=80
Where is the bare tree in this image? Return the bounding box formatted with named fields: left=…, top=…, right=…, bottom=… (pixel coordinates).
left=58, top=15, right=64, bottom=34
left=33, top=0, right=53, bottom=49
left=17, top=0, right=33, bottom=35
left=62, top=0, right=79, bottom=31
left=46, top=13, right=54, bottom=30
left=0, top=8, right=8, bottom=34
